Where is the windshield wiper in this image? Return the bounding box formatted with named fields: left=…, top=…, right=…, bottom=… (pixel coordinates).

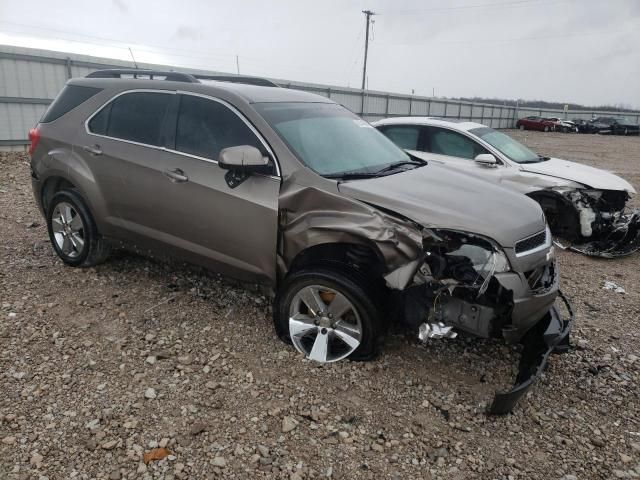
left=374, top=159, right=427, bottom=175
left=324, top=172, right=381, bottom=180
left=538, top=155, right=550, bottom=161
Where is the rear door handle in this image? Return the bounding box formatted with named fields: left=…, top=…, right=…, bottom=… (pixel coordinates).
left=83, top=144, right=102, bottom=156
left=163, top=168, right=189, bottom=183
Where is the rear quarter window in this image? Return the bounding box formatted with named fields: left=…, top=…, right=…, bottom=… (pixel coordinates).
left=41, top=85, right=103, bottom=123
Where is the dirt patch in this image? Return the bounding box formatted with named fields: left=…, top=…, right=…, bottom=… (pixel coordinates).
left=1, top=132, right=639, bottom=479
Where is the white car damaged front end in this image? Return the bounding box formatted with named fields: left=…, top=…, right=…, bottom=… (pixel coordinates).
left=521, top=158, right=640, bottom=257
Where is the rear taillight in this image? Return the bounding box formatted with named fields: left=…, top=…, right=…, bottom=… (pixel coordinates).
left=28, top=127, right=41, bottom=155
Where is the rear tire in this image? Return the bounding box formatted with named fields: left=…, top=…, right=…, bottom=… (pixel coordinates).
left=519, top=124, right=525, bottom=131
left=46, top=190, right=110, bottom=267
left=274, top=266, right=384, bottom=362
left=544, top=126, right=550, bottom=132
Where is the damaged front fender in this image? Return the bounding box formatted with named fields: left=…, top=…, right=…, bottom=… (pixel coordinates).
left=277, top=183, right=424, bottom=285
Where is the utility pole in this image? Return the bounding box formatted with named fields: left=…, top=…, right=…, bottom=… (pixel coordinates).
left=236, top=55, right=240, bottom=75
left=361, top=10, right=376, bottom=90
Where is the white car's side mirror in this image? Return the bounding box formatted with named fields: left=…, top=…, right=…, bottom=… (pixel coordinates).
left=474, top=153, right=498, bottom=166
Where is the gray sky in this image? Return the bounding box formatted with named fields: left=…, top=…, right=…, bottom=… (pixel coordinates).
left=1, top=0, right=638, bottom=108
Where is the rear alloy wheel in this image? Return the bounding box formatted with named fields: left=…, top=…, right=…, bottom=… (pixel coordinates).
left=274, top=267, right=383, bottom=362
left=47, top=190, right=110, bottom=267
left=544, top=126, right=550, bottom=132
left=51, top=201, right=85, bottom=259
left=519, top=124, right=525, bottom=131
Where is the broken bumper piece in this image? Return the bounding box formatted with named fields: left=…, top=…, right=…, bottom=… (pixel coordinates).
left=488, top=291, right=573, bottom=415
left=567, top=209, right=640, bottom=258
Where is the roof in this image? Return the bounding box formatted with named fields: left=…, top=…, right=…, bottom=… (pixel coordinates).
left=372, top=116, right=488, bottom=132
left=72, top=73, right=333, bottom=104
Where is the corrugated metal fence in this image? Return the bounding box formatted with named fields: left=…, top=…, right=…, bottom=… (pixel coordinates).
left=1, top=44, right=639, bottom=150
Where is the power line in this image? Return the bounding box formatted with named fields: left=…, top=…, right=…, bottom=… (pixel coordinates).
left=379, top=0, right=575, bottom=15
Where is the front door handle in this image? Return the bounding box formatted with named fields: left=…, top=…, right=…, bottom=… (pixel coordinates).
left=82, top=144, right=102, bottom=156
left=163, top=168, right=189, bottom=183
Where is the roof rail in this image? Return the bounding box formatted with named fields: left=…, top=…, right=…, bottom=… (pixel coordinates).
left=194, top=74, right=280, bottom=87
left=86, top=69, right=199, bottom=83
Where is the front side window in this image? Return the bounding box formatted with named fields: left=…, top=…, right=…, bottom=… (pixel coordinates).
left=175, top=95, right=262, bottom=161
left=380, top=126, right=422, bottom=150
left=469, top=127, right=540, bottom=163
left=426, top=127, right=487, bottom=160
left=254, top=102, right=409, bottom=176
left=88, top=92, right=172, bottom=146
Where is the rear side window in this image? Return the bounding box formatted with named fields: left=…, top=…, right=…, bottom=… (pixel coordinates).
left=175, top=95, right=262, bottom=160
left=107, top=92, right=171, bottom=145
left=88, top=92, right=172, bottom=146
left=380, top=126, right=421, bottom=150
left=41, top=85, right=102, bottom=123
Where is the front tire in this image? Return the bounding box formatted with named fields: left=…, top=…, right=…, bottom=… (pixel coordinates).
left=46, top=190, right=110, bottom=267
left=274, top=267, right=384, bottom=362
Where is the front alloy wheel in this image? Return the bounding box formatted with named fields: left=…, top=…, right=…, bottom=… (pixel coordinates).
left=274, top=267, right=383, bottom=362
left=289, top=285, right=362, bottom=362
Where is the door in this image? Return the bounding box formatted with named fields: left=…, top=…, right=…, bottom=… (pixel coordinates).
left=420, top=126, right=509, bottom=183
left=77, top=90, right=280, bottom=284
left=158, top=93, right=281, bottom=283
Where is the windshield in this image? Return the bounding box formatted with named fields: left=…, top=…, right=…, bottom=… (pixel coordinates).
left=469, top=127, right=540, bottom=163
left=254, top=102, right=410, bottom=176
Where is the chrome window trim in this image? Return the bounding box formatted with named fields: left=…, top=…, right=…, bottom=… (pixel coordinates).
left=83, top=88, right=281, bottom=178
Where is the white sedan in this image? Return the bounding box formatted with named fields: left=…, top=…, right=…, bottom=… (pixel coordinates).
left=374, top=117, right=639, bottom=257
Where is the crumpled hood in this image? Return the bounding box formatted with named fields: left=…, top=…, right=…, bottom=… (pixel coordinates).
left=338, top=164, right=546, bottom=248
left=521, top=158, right=637, bottom=194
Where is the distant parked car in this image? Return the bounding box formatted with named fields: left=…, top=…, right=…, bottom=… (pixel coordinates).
left=587, top=117, right=640, bottom=136
left=515, top=116, right=556, bottom=132
left=572, top=119, right=593, bottom=133
left=545, top=117, right=578, bottom=133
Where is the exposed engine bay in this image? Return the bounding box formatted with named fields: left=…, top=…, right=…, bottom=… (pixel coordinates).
left=536, top=188, right=640, bottom=258
left=387, top=228, right=569, bottom=414
left=398, top=229, right=515, bottom=341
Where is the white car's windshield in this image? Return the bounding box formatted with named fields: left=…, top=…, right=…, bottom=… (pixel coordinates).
left=469, top=127, right=541, bottom=163
left=255, top=102, right=417, bottom=177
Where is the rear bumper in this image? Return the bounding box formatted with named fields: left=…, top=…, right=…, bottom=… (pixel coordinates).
left=488, top=291, right=573, bottom=414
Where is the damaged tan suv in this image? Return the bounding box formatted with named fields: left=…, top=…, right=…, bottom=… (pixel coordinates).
left=29, top=69, right=571, bottom=413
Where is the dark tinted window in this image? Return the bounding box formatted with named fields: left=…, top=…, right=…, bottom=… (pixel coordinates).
left=88, top=102, right=111, bottom=135
left=175, top=95, right=262, bottom=160
left=41, top=85, right=102, bottom=123
left=426, top=127, right=488, bottom=160
left=380, top=126, right=421, bottom=150
left=103, top=92, right=172, bottom=146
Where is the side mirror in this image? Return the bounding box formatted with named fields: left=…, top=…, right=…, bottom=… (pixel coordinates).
left=474, top=153, right=497, bottom=166
left=218, top=145, right=271, bottom=174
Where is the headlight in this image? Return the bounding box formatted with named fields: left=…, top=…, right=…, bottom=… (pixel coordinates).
left=423, top=229, right=511, bottom=276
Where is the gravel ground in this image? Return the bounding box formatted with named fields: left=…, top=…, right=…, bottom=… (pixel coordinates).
left=1, top=131, right=639, bottom=480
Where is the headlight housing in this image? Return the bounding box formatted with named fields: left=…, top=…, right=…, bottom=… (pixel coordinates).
left=423, top=229, right=511, bottom=278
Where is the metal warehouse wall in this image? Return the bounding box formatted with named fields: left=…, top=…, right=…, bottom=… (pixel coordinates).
left=1, top=44, right=639, bottom=150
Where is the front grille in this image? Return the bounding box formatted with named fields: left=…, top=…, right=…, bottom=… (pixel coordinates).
left=515, top=229, right=547, bottom=255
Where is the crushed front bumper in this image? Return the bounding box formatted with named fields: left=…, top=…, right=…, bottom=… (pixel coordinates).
left=488, top=291, right=573, bottom=415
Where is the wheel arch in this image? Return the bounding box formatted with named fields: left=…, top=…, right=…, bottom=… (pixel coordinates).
left=285, top=241, right=387, bottom=279
left=527, top=189, right=580, bottom=239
